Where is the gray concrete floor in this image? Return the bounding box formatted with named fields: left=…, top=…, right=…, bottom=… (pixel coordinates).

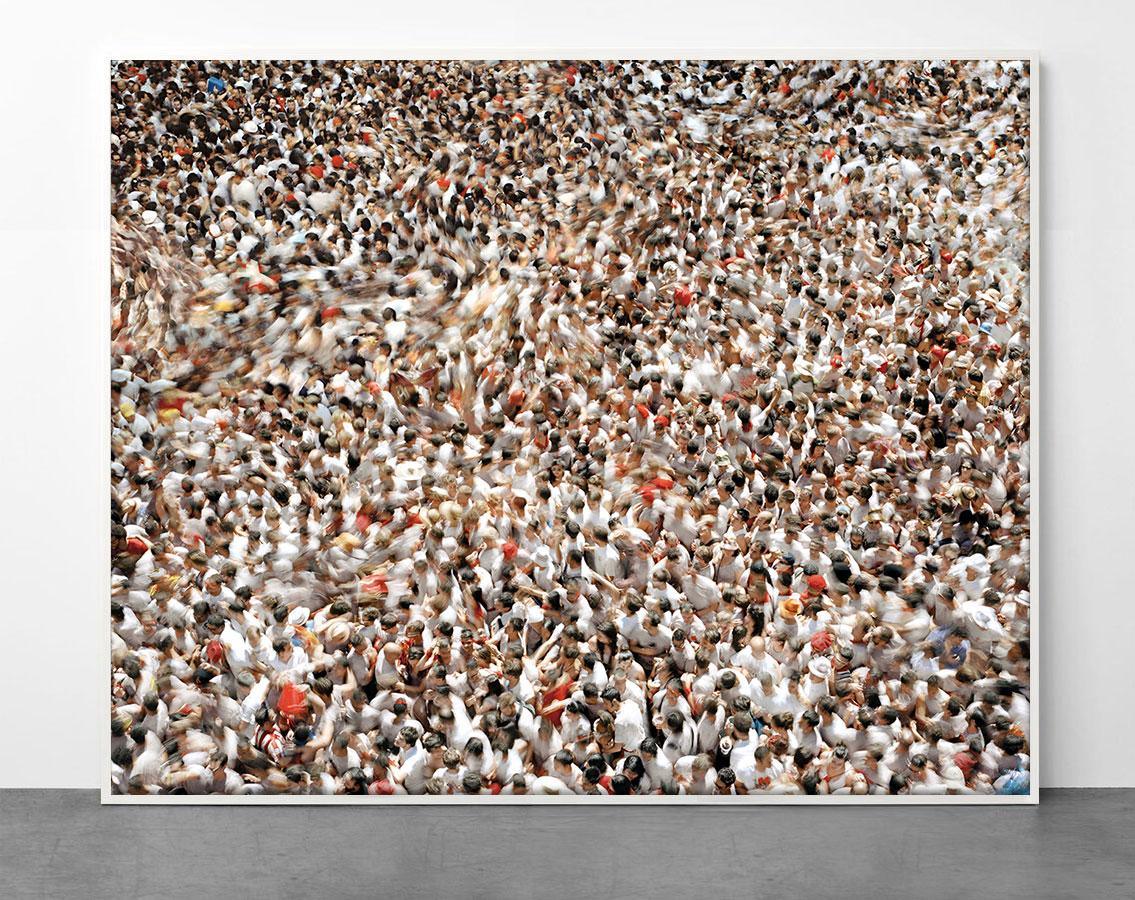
left=0, top=790, right=1131, bottom=899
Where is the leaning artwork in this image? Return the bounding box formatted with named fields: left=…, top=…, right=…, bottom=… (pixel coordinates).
left=109, top=59, right=1033, bottom=801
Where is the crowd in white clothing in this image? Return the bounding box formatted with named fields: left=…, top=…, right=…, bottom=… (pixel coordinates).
left=110, top=59, right=1031, bottom=796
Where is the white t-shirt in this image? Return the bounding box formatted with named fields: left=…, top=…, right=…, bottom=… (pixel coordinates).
left=614, top=701, right=646, bottom=752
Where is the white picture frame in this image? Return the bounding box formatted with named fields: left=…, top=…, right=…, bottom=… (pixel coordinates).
left=104, top=50, right=1039, bottom=805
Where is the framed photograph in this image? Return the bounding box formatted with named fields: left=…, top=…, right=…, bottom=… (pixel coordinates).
left=107, top=55, right=1036, bottom=803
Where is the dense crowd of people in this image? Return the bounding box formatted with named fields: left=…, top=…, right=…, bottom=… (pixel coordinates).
left=110, top=59, right=1031, bottom=797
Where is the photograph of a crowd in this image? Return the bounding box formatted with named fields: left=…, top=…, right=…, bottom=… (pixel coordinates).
left=110, top=59, right=1032, bottom=798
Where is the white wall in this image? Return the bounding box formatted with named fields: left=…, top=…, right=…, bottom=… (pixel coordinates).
left=0, top=0, right=1131, bottom=789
